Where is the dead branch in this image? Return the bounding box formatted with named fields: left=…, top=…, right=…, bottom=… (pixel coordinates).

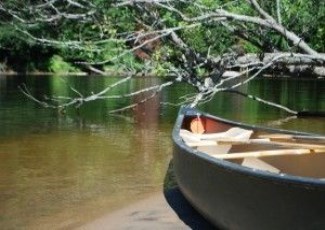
left=120, top=0, right=318, bottom=54
left=224, top=90, right=298, bottom=115
left=19, top=75, right=174, bottom=112
left=0, top=0, right=96, bottom=24
left=7, top=0, right=324, bottom=114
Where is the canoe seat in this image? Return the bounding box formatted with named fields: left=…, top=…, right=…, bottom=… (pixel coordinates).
left=180, top=128, right=281, bottom=173
left=180, top=128, right=253, bottom=141
left=180, top=128, right=253, bottom=155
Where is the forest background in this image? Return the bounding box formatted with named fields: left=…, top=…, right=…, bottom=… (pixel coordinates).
left=0, top=0, right=324, bottom=76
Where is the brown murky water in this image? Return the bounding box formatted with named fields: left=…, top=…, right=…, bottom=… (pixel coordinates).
left=0, top=75, right=324, bottom=229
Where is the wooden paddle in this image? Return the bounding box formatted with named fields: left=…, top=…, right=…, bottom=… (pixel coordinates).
left=217, top=139, right=325, bottom=149
left=186, top=137, right=325, bottom=149
left=212, top=148, right=325, bottom=160
left=258, top=134, right=325, bottom=142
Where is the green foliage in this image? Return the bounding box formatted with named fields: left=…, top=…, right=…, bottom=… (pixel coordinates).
left=251, top=0, right=324, bottom=52
left=162, top=12, right=179, bottom=26
left=183, top=24, right=236, bottom=55
left=0, top=24, right=55, bottom=72
left=103, top=52, right=143, bottom=73
left=280, top=0, right=324, bottom=52
left=241, top=40, right=260, bottom=53
left=0, top=25, right=32, bottom=50
left=151, top=47, right=175, bottom=76
left=48, top=55, right=79, bottom=73
left=0, top=0, right=324, bottom=73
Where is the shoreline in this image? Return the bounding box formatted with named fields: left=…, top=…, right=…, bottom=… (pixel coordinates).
left=77, top=190, right=188, bottom=230
left=77, top=188, right=215, bottom=230
left=1, top=71, right=323, bottom=79
left=0, top=71, right=157, bottom=78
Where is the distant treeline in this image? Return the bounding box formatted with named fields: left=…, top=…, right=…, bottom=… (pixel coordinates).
left=0, top=0, right=324, bottom=74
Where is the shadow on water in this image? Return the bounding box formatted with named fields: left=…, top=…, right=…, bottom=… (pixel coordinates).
left=163, top=160, right=218, bottom=230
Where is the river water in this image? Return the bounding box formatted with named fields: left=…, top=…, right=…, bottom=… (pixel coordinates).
left=0, top=75, right=324, bottom=229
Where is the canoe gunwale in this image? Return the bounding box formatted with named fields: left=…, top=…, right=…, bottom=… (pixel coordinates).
left=172, top=105, right=325, bottom=188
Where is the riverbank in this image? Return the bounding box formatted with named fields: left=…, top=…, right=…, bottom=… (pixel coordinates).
left=1, top=69, right=324, bottom=78
left=0, top=71, right=156, bottom=77
left=77, top=187, right=215, bottom=230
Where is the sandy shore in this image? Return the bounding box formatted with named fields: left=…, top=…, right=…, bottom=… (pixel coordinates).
left=77, top=188, right=215, bottom=230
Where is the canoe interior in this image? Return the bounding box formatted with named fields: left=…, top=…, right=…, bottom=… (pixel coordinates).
left=181, top=115, right=325, bottom=179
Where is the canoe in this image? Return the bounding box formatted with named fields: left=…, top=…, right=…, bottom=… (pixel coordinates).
left=172, top=106, right=325, bottom=230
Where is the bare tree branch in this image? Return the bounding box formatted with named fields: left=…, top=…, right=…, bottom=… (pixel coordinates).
left=225, top=90, right=298, bottom=115
left=19, top=75, right=174, bottom=113
left=7, top=0, right=324, bottom=114
left=276, top=0, right=282, bottom=25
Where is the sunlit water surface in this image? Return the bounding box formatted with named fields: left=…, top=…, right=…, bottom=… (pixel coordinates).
left=0, top=75, right=324, bottom=229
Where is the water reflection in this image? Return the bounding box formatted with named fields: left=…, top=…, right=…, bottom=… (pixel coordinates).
left=0, top=123, right=173, bottom=229
left=201, top=78, right=325, bottom=133
left=0, top=75, right=324, bottom=229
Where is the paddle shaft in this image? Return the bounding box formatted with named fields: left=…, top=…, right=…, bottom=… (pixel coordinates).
left=258, top=134, right=325, bottom=142
left=217, top=139, right=325, bottom=149
left=213, top=148, right=325, bottom=160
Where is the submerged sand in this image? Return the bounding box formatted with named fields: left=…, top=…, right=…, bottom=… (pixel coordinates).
left=77, top=188, right=215, bottom=230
